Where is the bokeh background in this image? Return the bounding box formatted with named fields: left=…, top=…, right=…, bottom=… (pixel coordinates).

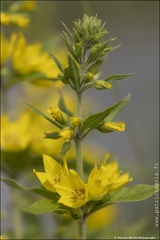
left=1, top=1, right=159, bottom=239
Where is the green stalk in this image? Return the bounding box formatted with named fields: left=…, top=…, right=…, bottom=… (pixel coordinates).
left=76, top=91, right=83, bottom=179
left=78, top=216, right=86, bottom=240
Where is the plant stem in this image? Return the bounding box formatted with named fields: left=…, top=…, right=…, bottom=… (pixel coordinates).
left=76, top=91, right=86, bottom=239
left=76, top=91, right=83, bottom=179
left=78, top=216, right=86, bottom=240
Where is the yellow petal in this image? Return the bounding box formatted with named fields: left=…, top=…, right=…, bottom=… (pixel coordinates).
left=33, top=170, right=55, bottom=192
left=43, top=154, right=62, bottom=177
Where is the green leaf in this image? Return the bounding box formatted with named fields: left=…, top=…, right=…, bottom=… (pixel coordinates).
left=20, top=100, right=63, bottom=129
left=88, top=184, right=158, bottom=216
left=21, top=199, right=70, bottom=215
left=48, top=52, right=64, bottom=73
left=87, top=41, right=110, bottom=64
left=104, top=93, right=131, bottom=122
left=67, top=55, right=81, bottom=90
left=60, top=141, right=71, bottom=154
left=80, top=94, right=131, bottom=138
left=1, top=178, right=59, bottom=200
left=86, top=60, right=104, bottom=75
left=58, top=91, right=73, bottom=116
left=44, top=132, right=60, bottom=139
left=105, top=73, right=134, bottom=82
left=62, top=31, right=79, bottom=62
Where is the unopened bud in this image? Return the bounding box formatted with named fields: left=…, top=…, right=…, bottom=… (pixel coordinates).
left=70, top=116, right=83, bottom=127
left=98, top=122, right=125, bottom=133
left=59, top=127, right=74, bottom=142
left=83, top=72, right=94, bottom=83
left=47, top=107, right=68, bottom=125
left=94, top=80, right=112, bottom=90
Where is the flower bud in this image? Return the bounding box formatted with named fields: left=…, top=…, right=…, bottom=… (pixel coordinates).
left=70, top=116, right=83, bottom=127
left=97, top=122, right=125, bottom=133
left=59, top=127, right=74, bottom=142
left=47, top=107, right=68, bottom=125
left=82, top=72, right=94, bottom=83
left=94, top=80, right=112, bottom=90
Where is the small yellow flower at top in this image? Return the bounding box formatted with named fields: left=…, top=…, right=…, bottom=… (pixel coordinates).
left=47, top=107, right=68, bottom=125
left=59, top=127, right=74, bottom=142
left=0, top=12, right=30, bottom=27
left=70, top=116, right=83, bottom=127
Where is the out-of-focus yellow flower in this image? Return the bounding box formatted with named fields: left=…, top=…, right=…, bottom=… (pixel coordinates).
left=1, top=113, right=33, bottom=151
left=21, top=0, right=37, bottom=11
left=33, top=154, right=63, bottom=192
left=59, top=127, right=74, bottom=142
left=1, top=33, right=67, bottom=87
left=87, top=154, right=132, bottom=200
left=47, top=107, right=68, bottom=125
left=0, top=236, right=7, bottom=240
left=0, top=12, right=30, bottom=27
left=87, top=205, right=118, bottom=231
left=97, top=121, right=125, bottom=133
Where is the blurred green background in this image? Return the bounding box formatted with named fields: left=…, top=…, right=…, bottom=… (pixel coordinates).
left=1, top=0, right=159, bottom=239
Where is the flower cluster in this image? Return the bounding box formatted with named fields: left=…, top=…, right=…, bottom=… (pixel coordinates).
left=34, top=154, right=132, bottom=209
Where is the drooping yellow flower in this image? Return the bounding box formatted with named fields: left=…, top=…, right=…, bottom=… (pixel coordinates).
left=0, top=12, right=30, bottom=27
left=33, top=154, right=63, bottom=192
left=1, top=113, right=33, bottom=151
left=97, top=121, right=125, bottom=133
left=87, top=154, right=132, bottom=200
left=59, top=127, right=74, bottom=142
left=54, top=168, right=89, bottom=208
left=47, top=107, right=68, bottom=125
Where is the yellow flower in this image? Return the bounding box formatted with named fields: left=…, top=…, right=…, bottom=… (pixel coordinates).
left=47, top=107, right=68, bottom=125
left=70, top=116, right=83, bottom=127
left=0, top=236, right=7, bottom=240
left=55, top=168, right=89, bottom=208
left=97, top=121, right=125, bottom=133
left=87, top=154, right=132, bottom=200
left=21, top=0, right=37, bottom=11
left=1, top=113, right=33, bottom=151
left=0, top=12, right=30, bottom=27
left=59, top=127, right=74, bottom=142
left=1, top=33, right=67, bottom=86
left=33, top=154, right=63, bottom=192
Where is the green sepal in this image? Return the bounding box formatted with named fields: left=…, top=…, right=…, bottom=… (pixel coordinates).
left=58, top=91, right=73, bottom=116
left=80, top=94, right=131, bottom=138
left=86, top=60, right=104, bottom=75
left=21, top=199, right=71, bottom=215
left=62, top=31, right=79, bottom=62
left=87, top=184, right=159, bottom=216
left=66, top=55, right=81, bottom=90
left=105, top=73, right=134, bottom=82
left=1, top=177, right=59, bottom=200
left=48, top=52, right=64, bottom=73
left=20, top=100, right=63, bottom=129
left=44, top=132, right=60, bottom=139
left=60, top=141, right=71, bottom=154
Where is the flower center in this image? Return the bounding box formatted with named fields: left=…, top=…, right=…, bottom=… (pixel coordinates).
left=53, top=174, right=60, bottom=183
left=71, top=188, right=85, bottom=202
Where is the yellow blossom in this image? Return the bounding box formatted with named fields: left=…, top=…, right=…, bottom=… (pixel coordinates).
left=97, top=121, right=125, bottom=133
left=59, top=127, right=74, bottom=142
left=54, top=168, right=89, bottom=208
left=0, top=236, right=7, bottom=240
left=21, top=1, right=37, bottom=11
left=47, top=107, right=68, bottom=125
left=87, top=154, right=132, bottom=200
left=94, top=80, right=112, bottom=90
left=1, top=113, right=33, bottom=152
left=33, top=154, right=63, bottom=192
left=0, top=12, right=30, bottom=27
left=1, top=33, right=67, bottom=86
